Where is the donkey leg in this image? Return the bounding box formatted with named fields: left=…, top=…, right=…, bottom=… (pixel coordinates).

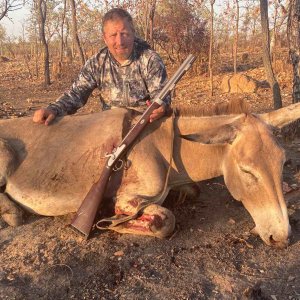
left=0, top=138, right=23, bottom=226
left=0, top=138, right=18, bottom=186
left=108, top=150, right=175, bottom=237
left=0, top=193, right=23, bottom=226
left=111, top=196, right=175, bottom=238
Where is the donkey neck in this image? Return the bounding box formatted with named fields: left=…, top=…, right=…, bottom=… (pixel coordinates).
left=168, top=114, right=244, bottom=186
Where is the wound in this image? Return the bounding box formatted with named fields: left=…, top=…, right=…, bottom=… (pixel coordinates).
left=128, top=199, right=140, bottom=208
left=152, top=215, right=164, bottom=229
left=123, top=221, right=151, bottom=232
left=139, top=214, right=164, bottom=229
left=101, top=137, right=120, bottom=155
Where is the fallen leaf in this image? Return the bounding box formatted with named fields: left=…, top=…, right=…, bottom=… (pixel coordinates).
left=228, top=218, right=236, bottom=225
left=114, top=250, right=124, bottom=257
left=283, top=182, right=293, bottom=194
left=288, top=276, right=296, bottom=282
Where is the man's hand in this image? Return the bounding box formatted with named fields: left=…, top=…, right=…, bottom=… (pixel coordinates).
left=147, top=101, right=166, bottom=123
left=33, top=108, right=57, bottom=126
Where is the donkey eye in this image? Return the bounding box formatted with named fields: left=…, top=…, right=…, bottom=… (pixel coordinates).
left=239, top=166, right=258, bottom=181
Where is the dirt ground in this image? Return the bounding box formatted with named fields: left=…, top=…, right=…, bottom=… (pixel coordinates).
left=0, top=54, right=300, bottom=300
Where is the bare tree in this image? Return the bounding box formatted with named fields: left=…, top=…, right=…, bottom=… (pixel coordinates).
left=38, top=0, right=50, bottom=85
left=0, top=23, right=6, bottom=55
left=132, top=0, right=155, bottom=46
left=154, top=0, right=208, bottom=63
left=139, top=0, right=156, bottom=47
left=209, top=0, right=215, bottom=97
left=21, top=24, right=33, bottom=79
left=148, top=0, right=156, bottom=47
left=271, top=0, right=279, bottom=61
left=233, top=0, right=239, bottom=74
left=287, top=0, right=300, bottom=103
left=69, top=0, right=85, bottom=65
left=260, top=0, right=282, bottom=109
left=34, top=20, right=39, bottom=78
left=0, top=0, right=24, bottom=21
left=59, top=0, right=66, bottom=63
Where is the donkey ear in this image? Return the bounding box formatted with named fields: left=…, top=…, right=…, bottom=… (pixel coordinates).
left=179, top=133, right=202, bottom=142
left=179, top=124, right=238, bottom=145
left=260, top=102, right=300, bottom=129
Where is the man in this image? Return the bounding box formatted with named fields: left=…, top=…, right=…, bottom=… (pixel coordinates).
left=33, top=8, right=170, bottom=125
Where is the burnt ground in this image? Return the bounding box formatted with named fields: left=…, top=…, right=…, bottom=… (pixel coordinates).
left=0, top=54, right=300, bottom=300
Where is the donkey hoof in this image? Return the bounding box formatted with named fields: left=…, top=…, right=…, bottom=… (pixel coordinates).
left=2, top=212, right=23, bottom=227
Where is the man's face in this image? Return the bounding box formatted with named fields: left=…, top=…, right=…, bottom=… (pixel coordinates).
left=103, top=18, right=135, bottom=64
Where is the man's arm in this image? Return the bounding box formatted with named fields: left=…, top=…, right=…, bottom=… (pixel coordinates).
left=33, top=58, right=98, bottom=125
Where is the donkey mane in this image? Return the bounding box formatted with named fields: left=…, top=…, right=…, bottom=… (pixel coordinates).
left=174, top=98, right=250, bottom=117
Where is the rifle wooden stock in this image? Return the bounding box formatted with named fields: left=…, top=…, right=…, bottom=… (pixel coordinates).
left=71, top=54, right=196, bottom=237
left=71, top=167, right=112, bottom=237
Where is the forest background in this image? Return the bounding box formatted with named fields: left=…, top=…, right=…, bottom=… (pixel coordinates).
left=0, top=0, right=298, bottom=112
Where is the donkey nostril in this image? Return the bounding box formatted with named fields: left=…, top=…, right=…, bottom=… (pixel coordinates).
left=269, top=235, right=276, bottom=244
left=269, top=235, right=289, bottom=248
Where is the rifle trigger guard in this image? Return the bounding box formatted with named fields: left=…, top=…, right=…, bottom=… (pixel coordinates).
left=113, top=159, right=124, bottom=172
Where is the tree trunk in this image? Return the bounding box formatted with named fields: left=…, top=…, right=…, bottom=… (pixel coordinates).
left=64, top=19, right=72, bottom=62
left=233, top=0, right=239, bottom=74
left=70, top=0, right=85, bottom=65
left=34, top=21, right=39, bottom=78
left=271, top=0, right=279, bottom=63
left=21, top=25, right=33, bottom=79
left=287, top=0, right=300, bottom=103
left=60, top=0, right=67, bottom=63
left=143, top=0, right=156, bottom=48
left=38, top=0, right=50, bottom=86
left=144, top=2, right=150, bottom=41
left=148, top=0, right=156, bottom=48
left=260, top=0, right=282, bottom=109
left=209, top=0, right=215, bottom=97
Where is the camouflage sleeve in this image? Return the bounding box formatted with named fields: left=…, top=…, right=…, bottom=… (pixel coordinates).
left=145, top=53, right=171, bottom=106
left=47, top=58, right=98, bottom=116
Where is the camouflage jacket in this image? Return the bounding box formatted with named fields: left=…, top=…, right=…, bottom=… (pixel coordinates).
left=48, top=39, right=170, bottom=116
